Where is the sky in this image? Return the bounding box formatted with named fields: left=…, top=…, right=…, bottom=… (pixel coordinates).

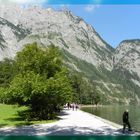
left=0, top=0, right=140, bottom=47
left=45, top=5, right=140, bottom=47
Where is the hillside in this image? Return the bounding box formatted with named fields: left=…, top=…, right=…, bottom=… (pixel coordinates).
left=0, top=5, right=140, bottom=104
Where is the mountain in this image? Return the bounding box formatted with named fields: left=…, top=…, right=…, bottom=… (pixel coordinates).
left=114, top=39, right=140, bottom=77
left=0, top=5, right=140, bottom=104
left=114, top=39, right=140, bottom=93
left=0, top=5, right=114, bottom=69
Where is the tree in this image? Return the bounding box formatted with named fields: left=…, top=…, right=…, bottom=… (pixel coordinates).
left=5, top=43, right=72, bottom=120
left=15, top=42, right=62, bottom=79
left=68, top=72, right=92, bottom=104
left=0, top=58, right=16, bottom=87
left=93, top=90, right=101, bottom=106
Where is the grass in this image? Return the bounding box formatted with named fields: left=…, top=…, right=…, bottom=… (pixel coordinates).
left=0, top=104, right=56, bottom=127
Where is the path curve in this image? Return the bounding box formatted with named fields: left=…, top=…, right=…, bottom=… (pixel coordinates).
left=0, top=109, right=137, bottom=136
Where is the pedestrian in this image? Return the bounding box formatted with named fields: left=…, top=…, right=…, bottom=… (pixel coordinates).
left=72, top=103, right=75, bottom=111
left=75, top=103, right=79, bottom=111
left=67, top=102, right=70, bottom=110
left=122, top=109, right=132, bottom=133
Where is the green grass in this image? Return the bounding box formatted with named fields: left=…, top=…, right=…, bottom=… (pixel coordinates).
left=0, top=104, right=56, bottom=127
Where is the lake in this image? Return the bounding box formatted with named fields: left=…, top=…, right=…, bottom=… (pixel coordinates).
left=81, top=105, right=140, bottom=131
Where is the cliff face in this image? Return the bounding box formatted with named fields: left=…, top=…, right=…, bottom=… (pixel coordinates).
left=114, top=39, right=140, bottom=77
left=0, top=5, right=114, bottom=69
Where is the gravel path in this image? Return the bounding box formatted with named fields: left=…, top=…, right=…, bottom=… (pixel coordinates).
left=0, top=109, right=136, bottom=136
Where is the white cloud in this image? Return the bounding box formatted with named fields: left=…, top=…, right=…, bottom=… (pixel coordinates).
left=59, top=4, right=70, bottom=11
left=0, top=0, right=46, bottom=5
left=84, top=5, right=100, bottom=12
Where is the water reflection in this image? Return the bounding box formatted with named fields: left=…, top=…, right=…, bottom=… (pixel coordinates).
left=81, top=105, right=140, bottom=131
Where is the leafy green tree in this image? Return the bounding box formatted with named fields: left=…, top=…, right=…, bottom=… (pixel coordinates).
left=93, top=91, right=101, bottom=106
left=0, top=58, right=16, bottom=87
left=5, top=43, right=72, bottom=120
left=15, top=42, right=61, bottom=79
left=68, top=72, right=83, bottom=103
left=0, top=87, right=7, bottom=103
left=68, top=72, right=92, bottom=104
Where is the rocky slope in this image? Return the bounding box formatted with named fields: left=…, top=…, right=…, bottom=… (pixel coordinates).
left=0, top=5, right=140, bottom=104
left=113, top=39, right=140, bottom=94
left=0, top=5, right=114, bottom=70
left=114, top=39, right=140, bottom=77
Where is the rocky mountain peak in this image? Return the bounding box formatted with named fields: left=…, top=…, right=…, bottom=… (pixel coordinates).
left=116, top=39, right=140, bottom=52
left=120, top=39, right=140, bottom=44
left=114, top=39, right=140, bottom=79
left=0, top=5, right=113, bottom=70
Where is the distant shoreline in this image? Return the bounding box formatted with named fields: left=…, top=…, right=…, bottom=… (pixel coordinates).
left=80, top=105, right=140, bottom=133
left=80, top=105, right=121, bottom=128
left=80, top=109, right=122, bottom=129
left=80, top=104, right=103, bottom=108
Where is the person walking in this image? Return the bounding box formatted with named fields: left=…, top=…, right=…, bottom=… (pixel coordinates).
left=122, top=110, right=132, bottom=133
left=72, top=103, right=75, bottom=111
left=75, top=103, right=79, bottom=111
left=67, top=102, right=70, bottom=110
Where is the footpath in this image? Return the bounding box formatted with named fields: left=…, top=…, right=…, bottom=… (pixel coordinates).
left=0, top=109, right=137, bottom=135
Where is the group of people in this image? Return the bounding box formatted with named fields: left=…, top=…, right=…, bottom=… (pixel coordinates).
left=64, top=103, right=132, bottom=133
left=65, top=102, right=79, bottom=111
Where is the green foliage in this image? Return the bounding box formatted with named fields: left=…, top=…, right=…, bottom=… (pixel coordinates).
left=93, top=91, right=101, bottom=105
left=0, top=87, right=7, bottom=103
left=6, top=71, right=43, bottom=104
left=0, top=58, right=16, bottom=87
left=1, top=43, right=72, bottom=120
left=15, top=42, right=61, bottom=78
left=7, top=70, right=72, bottom=119
left=68, top=72, right=85, bottom=103
left=68, top=72, right=101, bottom=105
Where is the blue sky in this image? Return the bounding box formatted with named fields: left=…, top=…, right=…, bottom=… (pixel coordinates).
left=0, top=1, right=140, bottom=47
left=43, top=5, right=140, bottom=47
